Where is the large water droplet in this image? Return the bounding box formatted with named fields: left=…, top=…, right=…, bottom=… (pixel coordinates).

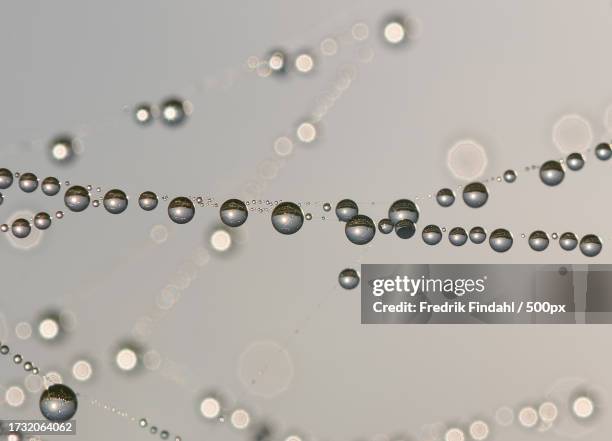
left=271, top=202, right=304, bottom=235
left=345, top=215, right=375, bottom=245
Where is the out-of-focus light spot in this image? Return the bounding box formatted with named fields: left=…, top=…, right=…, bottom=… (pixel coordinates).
left=15, top=322, right=32, bottom=340
left=383, top=20, right=406, bottom=45
left=552, top=114, right=593, bottom=154
left=295, top=53, right=315, bottom=73
left=274, top=137, right=294, bottom=157
left=444, top=428, right=465, bottom=441
left=352, top=22, right=370, bottom=41
left=518, top=406, right=539, bottom=428
left=5, top=385, right=25, bottom=407
left=538, top=402, right=558, bottom=423
left=572, top=396, right=595, bottom=419
left=468, top=421, right=489, bottom=440
left=116, top=348, right=138, bottom=372
left=210, top=229, right=232, bottom=252
left=38, top=318, right=59, bottom=340
left=230, top=408, right=250, bottom=429
left=200, top=397, right=221, bottom=419
left=72, top=360, right=93, bottom=382
left=447, top=139, right=488, bottom=180
left=296, top=122, right=317, bottom=144
left=320, top=38, right=338, bottom=56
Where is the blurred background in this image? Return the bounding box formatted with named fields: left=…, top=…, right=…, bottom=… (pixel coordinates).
left=1, top=0, right=612, bottom=440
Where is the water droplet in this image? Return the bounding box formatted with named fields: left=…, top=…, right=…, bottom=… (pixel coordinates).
left=139, top=418, right=148, bottom=428
left=220, top=199, right=248, bottom=227
left=335, top=199, right=358, bottom=222
left=39, top=384, right=78, bottom=422
left=64, top=186, right=90, bottom=212
left=436, top=188, right=455, bottom=207
left=422, top=224, right=442, bottom=245
left=13, top=354, right=22, bottom=364
left=539, top=160, right=565, bottom=186
left=580, top=234, right=602, bottom=257
left=160, top=98, right=188, bottom=127
left=271, top=202, right=304, bottom=235
left=388, top=199, right=419, bottom=224
left=23, top=361, right=33, bottom=371
left=34, top=212, right=51, bottom=230
left=559, top=232, right=578, bottom=251
left=103, top=189, right=128, bottom=214
left=469, top=226, right=487, bottom=244
left=345, top=215, right=375, bottom=245
left=41, top=177, right=61, bottom=196
left=0, top=345, right=9, bottom=354
left=168, top=197, right=195, bottom=224
left=18, top=173, right=38, bottom=193
left=0, top=168, right=13, bottom=189
left=11, top=219, right=31, bottom=239
left=138, top=191, right=158, bottom=211
left=566, top=152, right=585, bottom=171
left=305, top=213, right=312, bottom=221
left=503, top=169, right=517, bottom=183
left=55, top=211, right=64, bottom=219
left=322, top=202, right=331, bottom=212
left=448, top=227, right=468, bottom=246
left=528, top=230, right=549, bottom=251
left=489, top=229, right=513, bottom=252
left=338, top=268, right=360, bottom=290
left=395, top=219, right=416, bottom=239
left=377, top=218, right=393, bottom=234
left=0, top=224, right=8, bottom=232
left=462, top=182, right=489, bottom=208
left=595, top=142, right=612, bottom=161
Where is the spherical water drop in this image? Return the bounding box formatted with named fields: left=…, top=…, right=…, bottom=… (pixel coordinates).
left=92, top=200, right=100, bottom=207
left=489, top=229, right=513, bottom=252
left=422, top=225, right=442, bottom=245
left=388, top=199, right=419, bottom=224
left=395, top=219, right=416, bottom=239
left=377, top=218, right=393, bottom=234
left=134, top=103, right=153, bottom=125
left=595, top=142, right=612, bottom=161
left=18, top=173, right=38, bottom=193
left=0, top=345, right=8, bottom=354
left=335, top=199, right=358, bottom=222
left=559, top=232, right=578, bottom=251
left=55, top=211, right=64, bottom=219
left=64, top=186, right=90, bottom=212
left=220, top=199, right=248, bottom=227
left=0, top=168, right=13, bottom=189
left=503, top=169, right=517, bottom=183
left=138, top=191, right=158, bottom=211
left=0, top=224, right=8, bottom=232
left=528, top=230, right=549, bottom=251
left=168, top=197, right=195, bottom=224
left=102, top=189, right=128, bottom=214
left=161, top=98, right=187, bottom=126
left=539, top=160, right=565, bottom=186
left=271, top=202, right=304, bottom=235
left=34, top=212, right=51, bottom=230
left=436, top=188, right=455, bottom=207
left=13, top=354, right=22, bottom=364
left=11, top=219, right=31, bottom=239
left=39, top=384, right=78, bottom=422
left=305, top=213, right=312, bottom=221
left=345, top=215, right=375, bottom=245
left=469, top=226, right=487, bottom=244
left=448, top=227, right=468, bottom=246
left=580, top=234, right=602, bottom=257
left=41, top=177, right=61, bottom=196
left=566, top=153, right=585, bottom=171
left=462, top=182, right=489, bottom=208
left=338, top=268, right=360, bottom=290
left=322, top=203, right=331, bottom=212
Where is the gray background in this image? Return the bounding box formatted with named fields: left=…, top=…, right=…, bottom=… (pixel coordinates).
left=1, top=0, right=612, bottom=440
